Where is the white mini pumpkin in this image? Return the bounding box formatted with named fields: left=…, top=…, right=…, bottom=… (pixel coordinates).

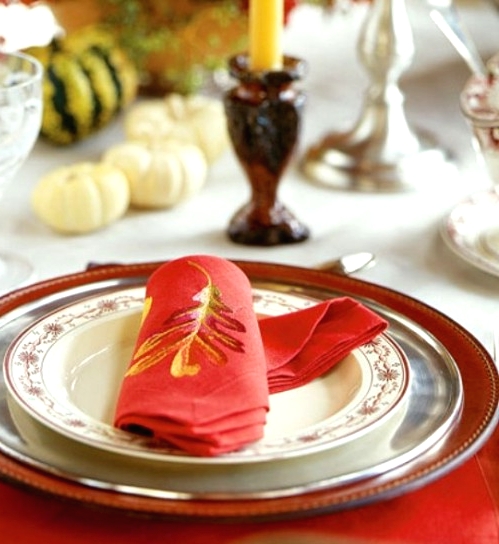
left=31, top=162, right=130, bottom=233
left=102, top=139, right=208, bottom=209
left=124, top=93, right=229, bottom=164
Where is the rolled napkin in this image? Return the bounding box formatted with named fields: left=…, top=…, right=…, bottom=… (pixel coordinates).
left=114, top=255, right=388, bottom=456
left=114, top=255, right=269, bottom=456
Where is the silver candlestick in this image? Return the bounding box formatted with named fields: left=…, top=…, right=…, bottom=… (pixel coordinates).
left=302, top=0, right=453, bottom=191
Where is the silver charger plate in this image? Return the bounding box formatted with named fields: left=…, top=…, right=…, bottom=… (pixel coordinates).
left=0, top=260, right=494, bottom=520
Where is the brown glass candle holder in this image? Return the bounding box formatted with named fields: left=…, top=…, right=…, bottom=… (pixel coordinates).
left=223, top=54, right=310, bottom=246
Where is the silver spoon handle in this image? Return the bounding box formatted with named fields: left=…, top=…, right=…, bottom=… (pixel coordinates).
left=429, top=6, right=487, bottom=76
left=317, top=252, right=376, bottom=276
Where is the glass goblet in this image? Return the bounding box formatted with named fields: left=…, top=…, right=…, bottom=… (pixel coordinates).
left=460, top=53, right=499, bottom=187
left=0, top=51, right=43, bottom=292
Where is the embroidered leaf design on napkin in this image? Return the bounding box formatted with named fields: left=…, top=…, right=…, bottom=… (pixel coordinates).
left=126, top=261, right=246, bottom=378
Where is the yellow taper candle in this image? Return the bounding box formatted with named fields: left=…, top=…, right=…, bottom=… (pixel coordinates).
left=249, top=0, right=284, bottom=71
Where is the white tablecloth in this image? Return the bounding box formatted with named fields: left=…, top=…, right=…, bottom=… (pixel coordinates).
left=5, top=0, right=499, bottom=349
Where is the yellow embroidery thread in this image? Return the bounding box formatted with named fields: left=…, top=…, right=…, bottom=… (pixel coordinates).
left=125, top=261, right=246, bottom=378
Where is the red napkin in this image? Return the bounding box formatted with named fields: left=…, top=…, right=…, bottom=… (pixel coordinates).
left=114, top=255, right=388, bottom=456
left=114, top=255, right=269, bottom=456
left=261, top=297, right=388, bottom=393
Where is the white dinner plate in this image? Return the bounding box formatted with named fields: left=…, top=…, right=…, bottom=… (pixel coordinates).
left=441, top=188, right=499, bottom=277
left=3, top=286, right=409, bottom=465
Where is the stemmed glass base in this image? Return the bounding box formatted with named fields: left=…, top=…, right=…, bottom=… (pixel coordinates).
left=0, top=252, right=34, bottom=293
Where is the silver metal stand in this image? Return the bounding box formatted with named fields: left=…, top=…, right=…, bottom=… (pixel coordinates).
left=302, top=0, right=454, bottom=191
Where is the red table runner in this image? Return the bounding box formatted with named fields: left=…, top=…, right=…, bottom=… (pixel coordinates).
left=0, top=428, right=497, bottom=544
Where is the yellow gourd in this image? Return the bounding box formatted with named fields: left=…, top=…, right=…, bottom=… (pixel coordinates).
left=32, top=162, right=130, bottom=233
left=102, top=140, right=208, bottom=209
left=124, top=94, right=229, bottom=163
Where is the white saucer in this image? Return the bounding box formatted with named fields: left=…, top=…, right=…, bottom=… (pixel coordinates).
left=441, top=188, right=499, bottom=277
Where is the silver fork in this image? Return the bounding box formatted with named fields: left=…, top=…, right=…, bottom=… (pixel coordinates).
left=427, top=0, right=487, bottom=76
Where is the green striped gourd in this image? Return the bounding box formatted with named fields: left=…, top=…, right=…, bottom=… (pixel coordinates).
left=26, top=27, right=138, bottom=145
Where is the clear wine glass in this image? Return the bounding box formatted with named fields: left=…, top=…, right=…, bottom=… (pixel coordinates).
left=0, top=50, right=43, bottom=292
left=460, top=53, right=499, bottom=187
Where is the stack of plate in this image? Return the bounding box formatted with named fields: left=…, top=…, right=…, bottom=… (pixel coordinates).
left=0, top=261, right=496, bottom=519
